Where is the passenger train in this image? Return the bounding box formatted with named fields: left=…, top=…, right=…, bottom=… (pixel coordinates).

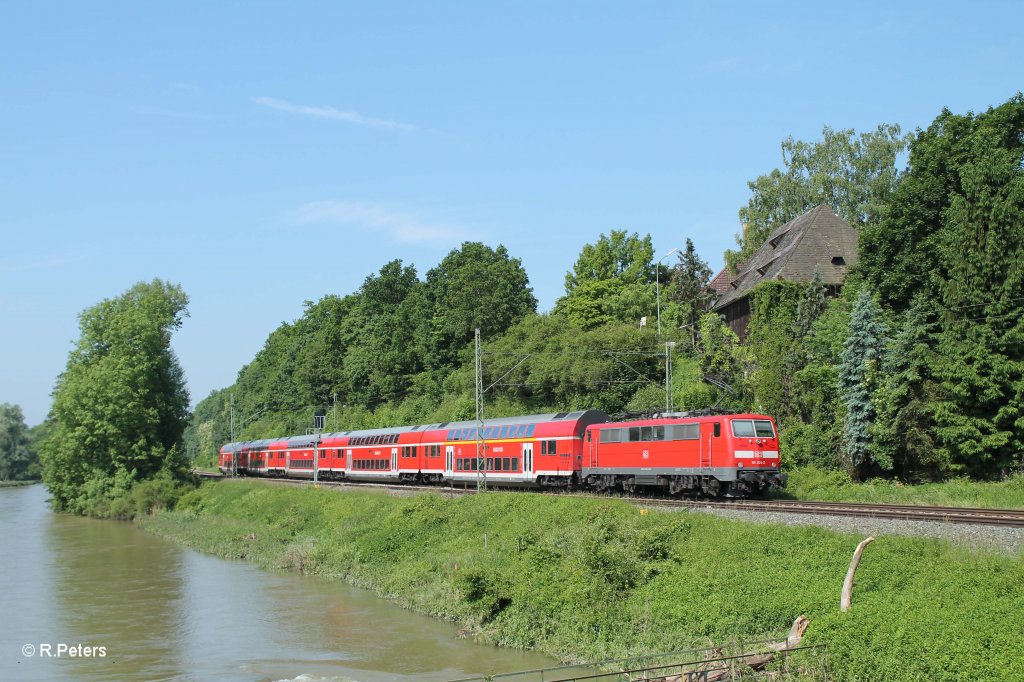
left=219, top=410, right=786, bottom=497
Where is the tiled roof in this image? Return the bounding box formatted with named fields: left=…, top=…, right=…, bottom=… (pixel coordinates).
left=709, top=266, right=734, bottom=294
left=712, top=205, right=858, bottom=311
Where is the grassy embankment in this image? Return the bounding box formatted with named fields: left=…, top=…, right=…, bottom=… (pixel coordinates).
left=141, top=480, right=1024, bottom=680
left=779, top=466, right=1024, bottom=508
left=0, top=480, right=38, bottom=488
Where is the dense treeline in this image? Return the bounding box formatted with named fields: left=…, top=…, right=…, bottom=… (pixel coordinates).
left=186, top=94, right=1024, bottom=483
left=0, top=403, right=45, bottom=481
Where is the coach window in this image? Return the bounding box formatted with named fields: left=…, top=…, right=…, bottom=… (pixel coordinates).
left=628, top=427, right=641, bottom=442
left=548, top=439, right=557, bottom=454
left=600, top=429, right=620, bottom=443
left=640, top=426, right=653, bottom=441
left=713, top=423, right=721, bottom=438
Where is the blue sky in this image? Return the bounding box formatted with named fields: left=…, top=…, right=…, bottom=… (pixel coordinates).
left=2, top=1, right=1021, bottom=426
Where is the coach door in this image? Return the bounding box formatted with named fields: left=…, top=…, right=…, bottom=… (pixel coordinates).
left=346, top=449, right=352, bottom=474
left=391, top=447, right=398, bottom=473
left=445, top=445, right=454, bottom=477
left=522, top=442, right=534, bottom=480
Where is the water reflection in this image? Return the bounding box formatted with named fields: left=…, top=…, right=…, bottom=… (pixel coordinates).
left=1, top=485, right=582, bottom=682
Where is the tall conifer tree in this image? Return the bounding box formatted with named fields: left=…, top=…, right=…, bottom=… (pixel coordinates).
left=839, top=290, right=887, bottom=477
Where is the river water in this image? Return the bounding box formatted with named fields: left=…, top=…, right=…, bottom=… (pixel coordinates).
left=0, top=485, right=579, bottom=682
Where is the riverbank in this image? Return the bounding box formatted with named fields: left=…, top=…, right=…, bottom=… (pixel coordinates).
left=0, top=479, right=38, bottom=488
left=141, top=480, right=1024, bottom=680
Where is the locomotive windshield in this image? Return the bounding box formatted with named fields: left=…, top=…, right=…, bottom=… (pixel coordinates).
left=731, top=419, right=775, bottom=438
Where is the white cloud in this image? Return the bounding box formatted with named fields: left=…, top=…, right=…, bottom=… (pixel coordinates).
left=251, top=96, right=416, bottom=132
left=0, top=254, right=87, bottom=274
left=288, top=201, right=466, bottom=243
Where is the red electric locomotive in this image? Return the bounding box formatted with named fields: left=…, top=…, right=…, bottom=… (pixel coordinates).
left=583, top=413, right=784, bottom=496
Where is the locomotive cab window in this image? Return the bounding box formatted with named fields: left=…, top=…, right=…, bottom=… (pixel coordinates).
left=730, top=420, right=775, bottom=438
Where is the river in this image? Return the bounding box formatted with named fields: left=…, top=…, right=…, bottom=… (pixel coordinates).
left=0, top=484, right=583, bottom=682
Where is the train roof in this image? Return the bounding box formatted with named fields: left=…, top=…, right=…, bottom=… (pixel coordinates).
left=318, top=410, right=609, bottom=439
left=421, top=410, right=608, bottom=431
left=226, top=410, right=611, bottom=449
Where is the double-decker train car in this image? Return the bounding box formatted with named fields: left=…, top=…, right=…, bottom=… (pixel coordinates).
left=583, top=413, right=784, bottom=497
left=218, top=410, right=785, bottom=496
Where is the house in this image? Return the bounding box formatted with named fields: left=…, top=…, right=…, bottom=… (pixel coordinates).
left=711, top=205, right=858, bottom=338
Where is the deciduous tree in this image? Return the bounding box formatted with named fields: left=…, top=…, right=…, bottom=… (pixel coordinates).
left=555, top=230, right=655, bottom=328
left=42, top=279, right=191, bottom=512
left=729, top=124, right=909, bottom=270
left=0, top=403, right=33, bottom=480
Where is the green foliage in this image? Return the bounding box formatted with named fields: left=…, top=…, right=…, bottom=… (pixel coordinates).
left=426, top=242, right=537, bottom=367
left=0, top=403, right=36, bottom=481
left=146, top=481, right=1024, bottom=679
left=555, top=230, right=655, bottom=329
left=746, top=281, right=805, bottom=420
left=197, top=244, right=537, bottom=444
left=860, top=93, right=1024, bottom=477
left=669, top=238, right=715, bottom=346
left=729, top=124, right=910, bottom=270
left=466, top=314, right=662, bottom=415
left=780, top=465, right=1024, bottom=509
left=838, top=291, right=888, bottom=477
left=872, top=296, right=952, bottom=480
left=42, top=280, right=192, bottom=513
left=695, top=313, right=751, bottom=410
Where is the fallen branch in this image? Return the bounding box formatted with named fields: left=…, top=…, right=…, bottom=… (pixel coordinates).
left=659, top=615, right=809, bottom=682
left=840, top=536, right=875, bottom=612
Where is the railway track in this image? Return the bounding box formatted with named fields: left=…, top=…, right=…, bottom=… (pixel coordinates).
left=195, top=471, right=1024, bottom=528
left=630, top=497, right=1024, bottom=528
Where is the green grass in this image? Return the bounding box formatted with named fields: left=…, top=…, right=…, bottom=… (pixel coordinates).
left=139, top=480, right=1024, bottom=681
left=776, top=466, right=1024, bottom=508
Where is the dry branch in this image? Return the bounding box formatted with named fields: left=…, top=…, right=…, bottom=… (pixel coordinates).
left=840, top=536, right=875, bottom=612
left=659, top=615, right=809, bottom=682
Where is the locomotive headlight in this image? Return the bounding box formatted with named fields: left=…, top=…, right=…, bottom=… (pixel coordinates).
left=756, top=438, right=763, bottom=445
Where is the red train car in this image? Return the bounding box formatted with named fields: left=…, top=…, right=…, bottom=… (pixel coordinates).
left=583, top=413, right=785, bottom=496
left=421, top=410, right=608, bottom=488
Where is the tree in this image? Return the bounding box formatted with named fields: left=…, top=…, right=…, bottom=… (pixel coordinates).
left=0, top=404, right=32, bottom=480
left=860, top=94, right=1024, bottom=476
left=933, top=98, right=1024, bottom=476
left=872, top=296, right=951, bottom=480
left=425, top=242, right=537, bottom=367
left=838, top=290, right=888, bottom=478
left=728, top=124, right=910, bottom=270
left=555, top=230, right=655, bottom=328
left=670, top=239, right=714, bottom=347
left=42, top=279, right=191, bottom=513
left=343, top=261, right=432, bottom=407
